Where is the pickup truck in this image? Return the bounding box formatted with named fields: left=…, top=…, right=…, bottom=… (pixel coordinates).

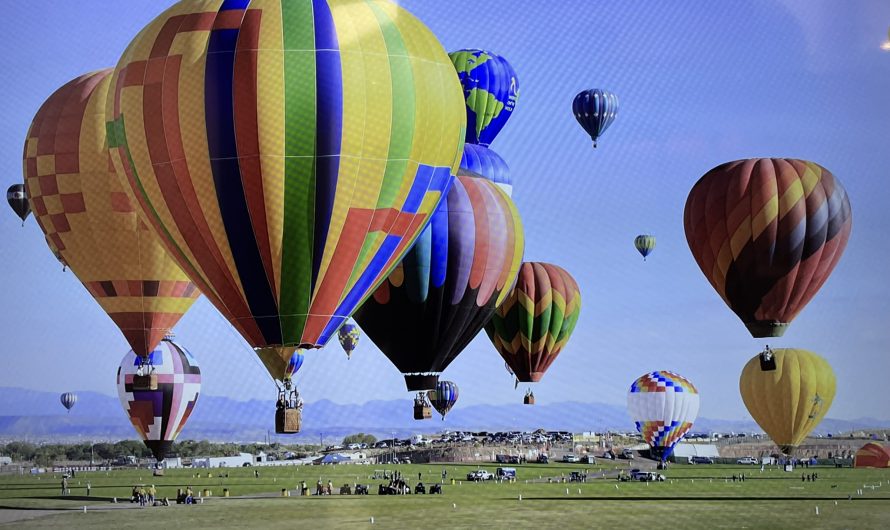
left=466, top=470, right=494, bottom=481
left=737, top=456, right=758, bottom=465
left=562, top=454, right=580, bottom=463
left=630, top=469, right=665, bottom=482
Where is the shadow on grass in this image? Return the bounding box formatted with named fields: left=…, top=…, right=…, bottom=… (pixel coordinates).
left=512, top=496, right=890, bottom=502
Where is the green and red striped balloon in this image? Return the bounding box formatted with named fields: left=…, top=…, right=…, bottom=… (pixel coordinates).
left=484, top=262, right=581, bottom=384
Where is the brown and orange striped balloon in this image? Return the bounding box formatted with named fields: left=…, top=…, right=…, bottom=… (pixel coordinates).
left=23, top=70, right=199, bottom=357
left=684, top=158, right=852, bottom=338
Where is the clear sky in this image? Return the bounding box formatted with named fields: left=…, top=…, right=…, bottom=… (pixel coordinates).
left=1, top=0, right=888, bottom=423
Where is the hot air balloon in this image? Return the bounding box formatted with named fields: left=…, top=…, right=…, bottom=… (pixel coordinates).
left=572, top=89, right=619, bottom=148
left=117, top=338, right=201, bottom=464
left=627, top=371, right=700, bottom=461
left=684, top=159, right=852, bottom=338
left=449, top=49, right=519, bottom=147
left=428, top=380, right=459, bottom=420
left=24, top=70, right=199, bottom=373
left=634, top=235, right=656, bottom=261
left=460, top=144, right=512, bottom=196
left=337, top=322, right=361, bottom=359
left=256, top=348, right=304, bottom=386
left=354, top=174, right=524, bottom=397
left=60, top=392, right=77, bottom=413
left=484, top=262, right=581, bottom=403
left=739, top=347, right=835, bottom=456
left=6, top=184, right=30, bottom=224
left=106, top=0, right=467, bottom=389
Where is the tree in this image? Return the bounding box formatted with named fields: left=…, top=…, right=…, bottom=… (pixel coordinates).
left=342, top=433, right=377, bottom=446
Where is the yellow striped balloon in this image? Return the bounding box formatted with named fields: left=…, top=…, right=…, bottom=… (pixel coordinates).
left=106, top=0, right=466, bottom=369
left=739, top=348, right=836, bottom=455
left=24, top=70, right=199, bottom=358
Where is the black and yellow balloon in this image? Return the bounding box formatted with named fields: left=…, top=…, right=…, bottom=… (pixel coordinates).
left=739, top=348, right=836, bottom=455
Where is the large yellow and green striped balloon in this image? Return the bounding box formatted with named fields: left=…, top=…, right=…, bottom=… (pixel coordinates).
left=484, top=262, right=581, bottom=384
left=106, top=0, right=466, bottom=367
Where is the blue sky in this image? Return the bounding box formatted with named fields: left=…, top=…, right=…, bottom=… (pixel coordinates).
left=1, top=0, right=888, bottom=423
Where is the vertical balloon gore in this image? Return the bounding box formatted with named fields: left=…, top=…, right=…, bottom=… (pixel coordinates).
left=460, top=144, right=512, bottom=196
left=107, top=0, right=466, bottom=355
left=684, top=159, right=852, bottom=338
left=354, top=174, right=524, bottom=391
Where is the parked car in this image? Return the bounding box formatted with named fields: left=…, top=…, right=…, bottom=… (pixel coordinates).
left=466, top=470, right=494, bottom=481
left=620, top=449, right=635, bottom=460
left=691, top=456, right=713, bottom=464
left=562, top=454, right=580, bottom=463
left=602, top=451, right=615, bottom=460
left=536, top=454, right=549, bottom=464
left=737, top=456, right=758, bottom=465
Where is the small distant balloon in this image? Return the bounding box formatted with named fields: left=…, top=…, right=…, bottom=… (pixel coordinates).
left=60, top=392, right=77, bottom=413
left=338, top=322, right=361, bottom=360
left=634, top=235, right=656, bottom=260
left=6, top=184, right=30, bottom=224
left=573, top=89, right=619, bottom=148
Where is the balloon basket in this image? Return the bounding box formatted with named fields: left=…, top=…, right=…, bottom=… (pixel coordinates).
left=133, top=374, right=158, bottom=391
left=413, top=405, right=432, bottom=420
left=523, top=395, right=535, bottom=405
left=276, top=408, right=302, bottom=434
left=152, top=469, right=164, bottom=477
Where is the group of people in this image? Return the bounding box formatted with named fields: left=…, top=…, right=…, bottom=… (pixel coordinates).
left=130, top=485, right=160, bottom=506
left=801, top=473, right=819, bottom=482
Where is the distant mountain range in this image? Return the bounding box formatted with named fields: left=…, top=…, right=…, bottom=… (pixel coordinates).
left=1, top=387, right=887, bottom=444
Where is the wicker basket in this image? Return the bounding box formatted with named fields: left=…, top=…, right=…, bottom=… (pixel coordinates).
left=275, top=408, right=302, bottom=434
left=133, top=374, right=158, bottom=390
left=413, top=405, right=432, bottom=420
left=523, top=395, right=535, bottom=405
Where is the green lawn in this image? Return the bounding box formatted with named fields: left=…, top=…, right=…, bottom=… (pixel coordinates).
left=1, top=462, right=888, bottom=528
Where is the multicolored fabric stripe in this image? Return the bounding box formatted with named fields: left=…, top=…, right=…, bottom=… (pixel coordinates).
left=116, top=339, right=201, bottom=461
left=684, top=158, right=852, bottom=337
left=627, top=371, right=700, bottom=460
left=354, top=175, right=524, bottom=385
left=23, top=70, right=199, bottom=357
left=854, top=442, right=890, bottom=468
left=484, top=262, right=581, bottom=383
left=106, top=0, right=466, bottom=351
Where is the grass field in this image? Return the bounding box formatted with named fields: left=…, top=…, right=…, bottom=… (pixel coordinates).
left=1, top=461, right=888, bottom=528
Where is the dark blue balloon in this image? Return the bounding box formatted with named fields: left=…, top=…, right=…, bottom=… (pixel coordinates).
left=572, top=89, right=619, bottom=148
left=460, top=144, right=512, bottom=196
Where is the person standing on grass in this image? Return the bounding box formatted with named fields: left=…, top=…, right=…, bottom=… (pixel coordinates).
left=61, top=476, right=68, bottom=495
left=148, top=485, right=156, bottom=505
left=86, top=482, right=91, bottom=496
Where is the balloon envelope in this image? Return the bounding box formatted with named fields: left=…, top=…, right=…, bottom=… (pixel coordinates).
left=60, top=392, right=77, bottom=412
left=572, top=89, right=619, bottom=148
left=117, top=339, right=201, bottom=462
left=24, top=70, right=199, bottom=357
left=634, top=235, right=656, bottom=260
left=684, top=159, right=852, bottom=338
left=449, top=49, right=519, bottom=147
left=627, top=371, right=699, bottom=461
left=428, top=380, right=459, bottom=420
left=355, top=174, right=524, bottom=390
left=107, top=1, right=466, bottom=363
left=739, top=348, right=835, bottom=455
left=485, top=262, right=581, bottom=383
left=337, top=322, right=360, bottom=359
left=460, top=144, right=511, bottom=196
left=7, top=184, right=30, bottom=222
